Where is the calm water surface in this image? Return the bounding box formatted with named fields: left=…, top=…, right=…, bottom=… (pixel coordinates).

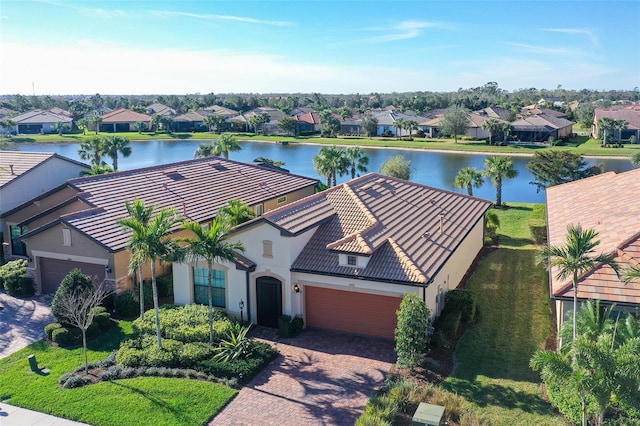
left=15, top=140, right=633, bottom=204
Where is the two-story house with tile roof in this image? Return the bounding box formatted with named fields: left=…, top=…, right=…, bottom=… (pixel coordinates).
left=172, top=174, right=491, bottom=339
left=1, top=157, right=318, bottom=294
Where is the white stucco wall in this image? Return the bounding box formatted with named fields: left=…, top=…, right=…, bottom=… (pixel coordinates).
left=0, top=158, right=87, bottom=214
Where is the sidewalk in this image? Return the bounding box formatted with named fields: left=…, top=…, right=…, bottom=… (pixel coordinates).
left=0, top=403, right=90, bottom=425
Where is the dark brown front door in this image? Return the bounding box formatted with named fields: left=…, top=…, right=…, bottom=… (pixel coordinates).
left=256, top=276, right=282, bottom=328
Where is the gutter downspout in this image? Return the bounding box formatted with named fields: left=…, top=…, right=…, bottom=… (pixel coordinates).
left=245, top=269, right=252, bottom=322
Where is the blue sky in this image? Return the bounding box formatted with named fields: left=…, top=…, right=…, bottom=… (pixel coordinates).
left=1, top=0, right=638, bottom=95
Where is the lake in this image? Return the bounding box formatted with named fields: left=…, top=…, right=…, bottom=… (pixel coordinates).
left=14, top=140, right=633, bottom=203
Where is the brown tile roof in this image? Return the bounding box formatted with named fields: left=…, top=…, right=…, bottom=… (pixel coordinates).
left=546, top=168, right=640, bottom=304
left=594, top=107, right=640, bottom=130
left=100, top=108, right=151, bottom=123
left=22, top=158, right=318, bottom=252
left=260, top=174, right=491, bottom=285
left=0, top=151, right=88, bottom=188
left=512, top=113, right=574, bottom=131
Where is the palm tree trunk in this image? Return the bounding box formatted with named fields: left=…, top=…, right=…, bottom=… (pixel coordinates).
left=151, top=261, right=162, bottom=349
left=208, top=261, right=214, bottom=345
left=467, top=184, right=473, bottom=197
left=138, top=263, right=144, bottom=320
left=496, top=176, right=502, bottom=207
left=113, top=155, right=118, bottom=171
left=573, top=273, right=578, bottom=342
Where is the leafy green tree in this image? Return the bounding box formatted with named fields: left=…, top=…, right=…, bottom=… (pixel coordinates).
left=52, top=269, right=96, bottom=323
left=345, top=146, right=369, bottom=179
left=526, top=151, right=602, bottom=192
left=483, top=155, right=517, bottom=207
left=88, top=112, right=102, bottom=135
left=441, top=106, right=469, bottom=144
left=133, top=121, right=147, bottom=134
left=78, top=137, right=105, bottom=166
left=151, top=114, right=163, bottom=132
left=118, top=205, right=184, bottom=349
left=219, top=199, right=256, bottom=225
left=248, top=112, right=270, bottom=134
left=118, top=200, right=154, bottom=320
left=538, top=224, right=620, bottom=341
left=319, top=110, right=341, bottom=137
left=0, top=118, right=16, bottom=136
left=361, top=113, right=378, bottom=138
left=212, top=134, right=241, bottom=159
left=313, top=145, right=349, bottom=186
left=277, top=116, right=298, bottom=136
left=203, top=114, right=225, bottom=133
left=499, top=122, right=514, bottom=143
left=53, top=121, right=69, bottom=135
left=405, top=119, right=418, bottom=138
left=80, top=164, right=114, bottom=176
left=453, top=166, right=483, bottom=196
left=76, top=118, right=88, bottom=135
left=181, top=218, right=245, bottom=344
left=631, top=151, right=640, bottom=168
left=102, top=135, right=131, bottom=170
left=395, top=293, right=431, bottom=369
left=160, top=116, right=173, bottom=133
left=380, top=154, right=411, bottom=180
left=481, top=118, right=501, bottom=145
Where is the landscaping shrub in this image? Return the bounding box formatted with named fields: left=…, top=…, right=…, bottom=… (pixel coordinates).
left=214, top=324, right=253, bottom=362
left=381, top=129, right=393, bottom=137
left=0, top=259, right=34, bottom=297
left=116, top=346, right=146, bottom=367
left=59, top=373, right=91, bottom=389
left=144, top=345, right=179, bottom=367
left=179, top=342, right=216, bottom=367
left=395, top=294, right=431, bottom=369
left=133, top=304, right=227, bottom=341
left=278, top=315, right=292, bottom=337
left=291, top=315, right=304, bottom=335
left=114, top=290, right=139, bottom=318
left=198, top=341, right=276, bottom=383
left=44, top=322, right=62, bottom=340
left=51, top=326, right=82, bottom=346
left=443, top=289, right=478, bottom=322
left=155, top=274, right=174, bottom=297
left=93, top=312, right=112, bottom=331
left=51, top=269, right=95, bottom=323
left=415, top=129, right=426, bottom=138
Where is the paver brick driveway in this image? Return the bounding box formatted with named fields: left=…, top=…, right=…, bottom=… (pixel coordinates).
left=210, top=328, right=396, bottom=426
left=0, top=292, right=54, bottom=359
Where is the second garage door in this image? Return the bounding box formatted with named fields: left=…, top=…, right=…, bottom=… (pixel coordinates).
left=39, top=257, right=106, bottom=293
left=304, top=286, right=402, bottom=340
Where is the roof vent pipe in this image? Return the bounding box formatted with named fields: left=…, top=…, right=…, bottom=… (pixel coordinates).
left=9, top=164, right=14, bottom=175
left=439, top=214, right=444, bottom=233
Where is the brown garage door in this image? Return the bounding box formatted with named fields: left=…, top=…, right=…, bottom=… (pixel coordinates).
left=304, top=286, right=402, bottom=340
left=39, top=257, right=105, bottom=293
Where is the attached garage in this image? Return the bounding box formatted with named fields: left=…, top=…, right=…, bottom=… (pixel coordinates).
left=39, top=257, right=106, bottom=293
left=304, top=285, right=403, bottom=340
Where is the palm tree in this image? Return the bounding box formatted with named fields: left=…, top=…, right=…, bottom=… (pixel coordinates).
left=499, top=122, right=514, bottom=144
left=203, top=115, right=225, bottom=133
left=483, top=155, right=518, bottom=207
left=212, top=134, right=241, bottom=159
left=253, top=156, right=285, bottom=167
left=53, top=122, right=69, bottom=135
left=598, top=117, right=616, bottom=146
left=88, top=112, right=102, bottom=135
left=78, top=137, right=105, bottom=166
left=538, top=224, right=620, bottom=341
left=345, top=146, right=369, bottom=179
left=80, top=164, right=114, bottom=176
left=454, top=167, right=484, bottom=196
left=194, top=142, right=216, bottom=158
left=481, top=118, right=501, bottom=145
left=151, top=114, right=163, bottom=132
left=623, top=264, right=640, bottom=283
left=614, top=119, right=628, bottom=143
left=394, top=117, right=405, bottom=138
left=219, top=199, right=256, bottom=225
left=313, top=145, right=349, bottom=187
left=76, top=118, right=88, bottom=135
left=102, top=135, right=131, bottom=170
left=405, top=120, right=418, bottom=138
left=133, top=121, right=147, bottom=134
left=118, top=205, right=184, bottom=349
left=181, top=218, right=245, bottom=344
left=117, top=200, right=155, bottom=320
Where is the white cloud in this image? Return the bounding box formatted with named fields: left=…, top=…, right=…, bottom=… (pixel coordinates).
left=542, top=28, right=599, bottom=47
left=507, top=42, right=585, bottom=56
left=151, top=10, right=294, bottom=27
left=366, top=20, right=447, bottom=43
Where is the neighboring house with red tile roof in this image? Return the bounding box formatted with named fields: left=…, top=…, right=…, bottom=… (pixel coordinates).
left=172, top=173, right=491, bottom=339
left=546, top=168, right=640, bottom=333
left=10, top=110, right=73, bottom=134
left=99, top=108, right=152, bottom=132
left=592, top=106, right=640, bottom=141
left=1, top=157, right=318, bottom=294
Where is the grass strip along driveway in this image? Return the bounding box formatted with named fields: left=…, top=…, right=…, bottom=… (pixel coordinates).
left=442, top=203, right=565, bottom=425
left=0, top=321, right=237, bottom=426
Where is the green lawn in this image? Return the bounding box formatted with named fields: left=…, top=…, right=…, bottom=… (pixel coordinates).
left=5, top=132, right=639, bottom=158
left=0, top=321, right=237, bottom=426
left=442, top=203, right=565, bottom=425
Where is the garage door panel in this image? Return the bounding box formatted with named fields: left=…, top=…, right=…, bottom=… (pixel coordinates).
left=305, top=286, right=401, bottom=340
left=39, top=258, right=105, bottom=293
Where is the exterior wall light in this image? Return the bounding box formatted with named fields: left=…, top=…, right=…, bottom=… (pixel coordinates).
left=293, top=283, right=300, bottom=293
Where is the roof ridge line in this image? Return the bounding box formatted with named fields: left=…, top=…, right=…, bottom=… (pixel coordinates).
left=387, top=237, right=427, bottom=283
left=343, top=182, right=377, bottom=224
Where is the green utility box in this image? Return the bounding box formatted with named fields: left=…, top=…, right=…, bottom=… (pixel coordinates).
left=412, top=402, right=445, bottom=426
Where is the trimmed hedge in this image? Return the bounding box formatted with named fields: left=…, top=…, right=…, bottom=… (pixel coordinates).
left=440, top=310, right=462, bottom=339
left=114, top=291, right=139, bottom=318
left=278, top=315, right=305, bottom=338
left=0, top=259, right=34, bottom=297
left=52, top=327, right=82, bottom=345
left=133, top=304, right=229, bottom=342
left=443, top=289, right=477, bottom=322
left=45, top=322, right=62, bottom=340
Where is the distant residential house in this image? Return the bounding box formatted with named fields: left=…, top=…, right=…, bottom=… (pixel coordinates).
left=173, top=111, right=206, bottom=132
left=202, top=105, right=240, bottom=118
left=420, top=110, right=508, bottom=140
left=10, top=110, right=73, bottom=134
left=246, top=107, right=287, bottom=135
left=146, top=103, right=176, bottom=116
left=1, top=157, right=319, bottom=294
left=592, top=106, right=640, bottom=140
left=521, top=105, right=568, bottom=119
left=172, top=174, right=491, bottom=338
left=48, top=107, right=72, bottom=118
left=99, top=108, right=152, bottom=133
left=537, top=97, right=566, bottom=107
left=296, top=111, right=321, bottom=133
left=290, top=107, right=315, bottom=116
left=340, top=119, right=363, bottom=135
left=0, top=107, right=15, bottom=119
left=373, top=111, right=429, bottom=137
left=511, top=113, right=574, bottom=142
left=546, top=168, right=640, bottom=335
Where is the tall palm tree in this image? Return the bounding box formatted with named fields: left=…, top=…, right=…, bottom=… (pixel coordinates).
left=219, top=199, right=256, bottom=225
left=538, top=224, right=620, bottom=341
left=483, top=155, right=518, bottom=207
left=345, top=146, right=369, bottom=179
left=118, top=200, right=155, bottom=320
left=80, top=164, right=114, bottom=176
left=394, top=117, right=405, bottom=138
left=78, top=137, right=105, bottom=166
left=88, top=112, right=102, bottom=135
left=454, top=167, right=484, bottom=196
left=103, top=135, right=131, bottom=170
left=194, top=142, right=216, bottom=158
left=313, top=145, right=349, bottom=186
left=212, top=134, right=241, bottom=159
left=181, top=217, right=245, bottom=344
left=119, top=205, right=184, bottom=349
left=133, top=121, right=147, bottom=134
left=598, top=117, right=616, bottom=146
left=481, top=118, right=501, bottom=145
left=203, top=114, right=225, bottom=133
left=405, top=120, right=418, bottom=138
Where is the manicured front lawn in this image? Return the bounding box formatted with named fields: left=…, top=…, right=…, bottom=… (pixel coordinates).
left=442, top=203, right=564, bottom=424
left=0, top=321, right=237, bottom=426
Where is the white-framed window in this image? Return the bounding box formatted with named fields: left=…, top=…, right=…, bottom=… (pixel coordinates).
left=9, top=224, right=27, bottom=257
left=263, top=240, right=273, bottom=258
left=255, top=204, right=264, bottom=216
left=62, top=228, right=71, bottom=246
left=193, top=268, right=226, bottom=308
left=347, top=255, right=357, bottom=266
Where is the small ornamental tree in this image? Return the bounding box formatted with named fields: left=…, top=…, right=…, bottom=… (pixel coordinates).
left=51, top=269, right=96, bottom=324
left=395, top=293, right=431, bottom=369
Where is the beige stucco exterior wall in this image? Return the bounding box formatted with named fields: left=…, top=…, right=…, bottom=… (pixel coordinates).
left=261, top=186, right=316, bottom=213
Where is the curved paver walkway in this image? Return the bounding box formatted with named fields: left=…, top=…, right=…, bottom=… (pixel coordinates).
left=0, top=292, right=54, bottom=359
left=210, top=328, right=396, bottom=426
